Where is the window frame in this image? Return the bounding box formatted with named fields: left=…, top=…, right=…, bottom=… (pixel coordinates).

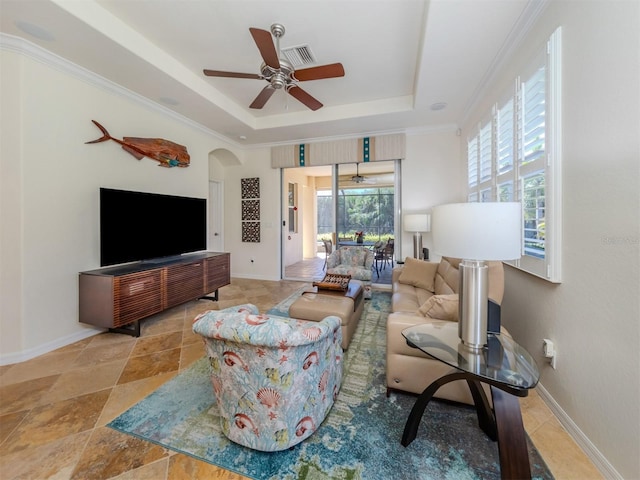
left=288, top=182, right=298, bottom=233
left=466, top=27, right=562, bottom=283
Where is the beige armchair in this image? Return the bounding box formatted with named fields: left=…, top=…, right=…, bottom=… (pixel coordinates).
left=386, top=256, right=505, bottom=404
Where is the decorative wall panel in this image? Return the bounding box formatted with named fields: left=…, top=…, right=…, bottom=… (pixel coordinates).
left=241, top=177, right=260, bottom=243
left=242, top=200, right=260, bottom=221
left=241, top=177, right=260, bottom=199
left=242, top=221, right=260, bottom=243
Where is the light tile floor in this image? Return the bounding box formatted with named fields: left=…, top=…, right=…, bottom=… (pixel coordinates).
left=0, top=278, right=602, bottom=479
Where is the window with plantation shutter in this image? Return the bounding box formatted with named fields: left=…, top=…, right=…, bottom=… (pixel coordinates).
left=497, top=98, right=514, bottom=175
left=498, top=181, right=514, bottom=202
left=522, top=172, right=545, bottom=259
left=467, top=137, right=478, bottom=187
left=521, top=66, right=546, bottom=167
left=466, top=27, right=562, bottom=282
left=479, top=122, right=492, bottom=183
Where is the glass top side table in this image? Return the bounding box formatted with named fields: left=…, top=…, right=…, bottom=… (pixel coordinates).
left=401, top=321, right=540, bottom=480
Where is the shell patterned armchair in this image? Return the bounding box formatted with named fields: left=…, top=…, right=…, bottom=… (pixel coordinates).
left=192, top=303, right=343, bottom=452
left=326, top=246, right=374, bottom=298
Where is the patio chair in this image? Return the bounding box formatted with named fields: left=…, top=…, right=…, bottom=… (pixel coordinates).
left=373, top=240, right=385, bottom=276
left=322, top=238, right=333, bottom=270
left=379, top=239, right=394, bottom=271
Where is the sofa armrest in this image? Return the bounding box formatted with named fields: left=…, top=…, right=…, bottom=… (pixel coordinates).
left=387, top=312, right=435, bottom=356
left=364, top=249, right=375, bottom=269
left=391, top=266, right=404, bottom=284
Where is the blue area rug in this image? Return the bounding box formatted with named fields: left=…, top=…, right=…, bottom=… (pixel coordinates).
left=109, top=291, right=553, bottom=479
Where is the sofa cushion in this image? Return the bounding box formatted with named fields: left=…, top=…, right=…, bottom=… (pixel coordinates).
left=418, top=294, right=459, bottom=321
left=397, top=257, right=438, bottom=292
left=433, top=257, right=459, bottom=295
left=392, top=281, right=423, bottom=313
left=416, top=288, right=434, bottom=307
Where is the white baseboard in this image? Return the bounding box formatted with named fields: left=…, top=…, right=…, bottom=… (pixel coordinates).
left=536, top=383, right=622, bottom=480
left=0, top=327, right=104, bottom=366
left=231, top=273, right=283, bottom=281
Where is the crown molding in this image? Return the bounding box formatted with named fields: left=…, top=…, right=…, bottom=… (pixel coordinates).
left=0, top=33, right=243, bottom=148
left=1, top=33, right=462, bottom=152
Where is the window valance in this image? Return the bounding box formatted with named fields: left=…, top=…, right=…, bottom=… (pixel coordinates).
left=271, top=133, right=405, bottom=168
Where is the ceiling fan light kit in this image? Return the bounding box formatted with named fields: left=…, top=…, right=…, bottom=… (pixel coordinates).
left=203, top=23, right=344, bottom=111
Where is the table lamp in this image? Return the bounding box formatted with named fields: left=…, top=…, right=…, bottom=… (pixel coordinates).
left=431, top=202, right=521, bottom=350
left=404, top=213, right=431, bottom=259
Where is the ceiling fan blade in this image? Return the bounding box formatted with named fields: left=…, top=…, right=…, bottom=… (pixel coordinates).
left=288, top=86, right=323, bottom=111
left=249, top=85, right=276, bottom=109
left=203, top=69, right=262, bottom=80
left=294, top=63, right=345, bottom=81
left=249, top=27, right=280, bottom=69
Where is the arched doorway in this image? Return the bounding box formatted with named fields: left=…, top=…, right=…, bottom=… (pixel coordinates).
left=208, top=148, right=241, bottom=252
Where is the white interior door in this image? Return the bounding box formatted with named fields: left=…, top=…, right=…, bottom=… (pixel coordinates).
left=209, top=181, right=223, bottom=252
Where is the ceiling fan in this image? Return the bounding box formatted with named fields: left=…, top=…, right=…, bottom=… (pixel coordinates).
left=203, top=23, right=345, bottom=111
left=351, top=163, right=367, bottom=183
left=339, top=164, right=395, bottom=185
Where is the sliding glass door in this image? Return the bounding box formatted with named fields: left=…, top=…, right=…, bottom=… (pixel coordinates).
left=336, top=161, right=395, bottom=243
left=282, top=161, right=397, bottom=282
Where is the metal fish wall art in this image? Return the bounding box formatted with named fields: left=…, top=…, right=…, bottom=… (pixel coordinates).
left=85, top=120, right=190, bottom=168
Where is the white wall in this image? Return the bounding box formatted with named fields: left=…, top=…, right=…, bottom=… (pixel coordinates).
left=0, top=45, right=241, bottom=362
left=401, top=130, right=462, bottom=262
left=460, top=2, right=640, bottom=478
left=222, top=147, right=282, bottom=280
left=301, top=179, right=318, bottom=259
left=0, top=48, right=24, bottom=359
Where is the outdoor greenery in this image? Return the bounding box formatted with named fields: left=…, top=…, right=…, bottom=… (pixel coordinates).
left=523, top=173, right=545, bottom=259
left=317, top=187, right=394, bottom=242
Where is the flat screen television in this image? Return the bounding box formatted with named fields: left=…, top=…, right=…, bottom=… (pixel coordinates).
left=100, top=187, right=207, bottom=267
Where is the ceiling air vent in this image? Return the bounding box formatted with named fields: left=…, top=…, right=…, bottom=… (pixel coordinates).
left=281, top=44, right=316, bottom=67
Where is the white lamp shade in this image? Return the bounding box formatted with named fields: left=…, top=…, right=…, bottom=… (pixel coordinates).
left=431, top=202, right=521, bottom=260
left=404, top=213, right=431, bottom=233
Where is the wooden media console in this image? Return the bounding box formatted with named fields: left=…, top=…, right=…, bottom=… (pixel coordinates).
left=79, top=252, right=230, bottom=336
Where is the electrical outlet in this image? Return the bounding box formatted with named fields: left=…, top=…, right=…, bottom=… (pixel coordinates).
left=543, top=339, right=557, bottom=369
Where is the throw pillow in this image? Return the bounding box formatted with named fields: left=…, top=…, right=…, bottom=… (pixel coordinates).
left=397, top=257, right=438, bottom=292
left=418, top=294, right=459, bottom=321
